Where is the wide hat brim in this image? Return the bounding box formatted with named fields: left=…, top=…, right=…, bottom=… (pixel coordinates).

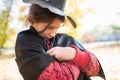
left=23, top=0, right=76, bottom=28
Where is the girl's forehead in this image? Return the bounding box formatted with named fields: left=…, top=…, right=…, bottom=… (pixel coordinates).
left=49, top=18, right=64, bottom=26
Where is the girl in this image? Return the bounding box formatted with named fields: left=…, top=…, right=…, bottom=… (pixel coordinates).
left=15, top=0, right=106, bottom=80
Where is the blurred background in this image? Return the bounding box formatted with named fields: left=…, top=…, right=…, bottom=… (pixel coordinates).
left=0, top=0, right=120, bottom=80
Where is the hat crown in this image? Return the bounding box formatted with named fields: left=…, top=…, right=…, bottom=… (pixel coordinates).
left=23, top=0, right=66, bottom=11
left=48, top=0, right=66, bottom=11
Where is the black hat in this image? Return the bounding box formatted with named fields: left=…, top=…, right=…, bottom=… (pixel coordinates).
left=23, top=0, right=76, bottom=28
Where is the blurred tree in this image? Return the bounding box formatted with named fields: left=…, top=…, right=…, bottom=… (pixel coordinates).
left=18, top=6, right=27, bottom=23
left=57, top=0, right=93, bottom=40
left=86, top=24, right=120, bottom=42
left=110, top=24, right=120, bottom=32
left=0, top=0, right=16, bottom=54
left=110, top=24, right=120, bottom=41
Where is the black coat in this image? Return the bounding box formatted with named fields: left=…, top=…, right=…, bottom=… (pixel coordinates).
left=15, top=27, right=106, bottom=80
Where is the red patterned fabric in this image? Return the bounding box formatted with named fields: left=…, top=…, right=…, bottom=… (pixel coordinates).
left=38, top=61, right=80, bottom=80
left=70, top=46, right=100, bottom=76
left=46, top=40, right=50, bottom=50
left=82, top=52, right=100, bottom=76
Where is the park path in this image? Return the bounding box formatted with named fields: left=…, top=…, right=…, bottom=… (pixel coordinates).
left=84, top=42, right=120, bottom=80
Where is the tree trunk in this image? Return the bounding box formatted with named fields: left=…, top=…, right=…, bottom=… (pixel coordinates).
left=0, top=48, right=1, bottom=55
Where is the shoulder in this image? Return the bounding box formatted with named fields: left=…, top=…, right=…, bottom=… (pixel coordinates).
left=17, top=29, right=43, bottom=42
left=17, top=29, right=37, bottom=39
left=16, top=29, right=45, bottom=48
left=55, top=33, right=85, bottom=50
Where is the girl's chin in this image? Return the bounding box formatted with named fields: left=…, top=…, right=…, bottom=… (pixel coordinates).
left=47, top=37, right=52, bottom=39
left=45, top=37, right=52, bottom=40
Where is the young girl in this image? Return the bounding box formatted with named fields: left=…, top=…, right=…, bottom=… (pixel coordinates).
left=15, top=0, right=106, bottom=80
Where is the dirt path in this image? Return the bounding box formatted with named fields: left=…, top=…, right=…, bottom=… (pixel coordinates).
left=0, top=58, right=23, bottom=80
left=84, top=42, right=120, bottom=80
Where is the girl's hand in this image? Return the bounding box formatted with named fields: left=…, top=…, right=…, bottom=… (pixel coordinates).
left=47, top=47, right=76, bottom=61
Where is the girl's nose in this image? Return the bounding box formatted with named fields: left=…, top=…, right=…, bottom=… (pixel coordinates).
left=50, top=30, right=56, bottom=37
left=49, top=33, right=55, bottom=37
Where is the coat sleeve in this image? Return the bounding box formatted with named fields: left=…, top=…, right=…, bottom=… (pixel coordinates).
left=70, top=41, right=106, bottom=80
left=56, top=34, right=106, bottom=80
left=15, top=33, right=54, bottom=80
left=70, top=45, right=100, bottom=76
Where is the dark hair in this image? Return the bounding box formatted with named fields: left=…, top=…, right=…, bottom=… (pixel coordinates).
left=27, top=4, right=65, bottom=23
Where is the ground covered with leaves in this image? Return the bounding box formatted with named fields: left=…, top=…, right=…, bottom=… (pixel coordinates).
left=0, top=42, right=120, bottom=80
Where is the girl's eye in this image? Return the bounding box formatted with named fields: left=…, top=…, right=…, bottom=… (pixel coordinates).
left=47, top=27, right=53, bottom=29
left=47, top=26, right=60, bottom=30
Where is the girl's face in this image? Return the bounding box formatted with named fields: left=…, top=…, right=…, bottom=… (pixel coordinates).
left=31, top=18, right=64, bottom=40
